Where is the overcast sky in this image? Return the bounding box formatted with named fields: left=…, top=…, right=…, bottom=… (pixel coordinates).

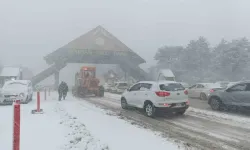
left=1, top=0, right=250, bottom=74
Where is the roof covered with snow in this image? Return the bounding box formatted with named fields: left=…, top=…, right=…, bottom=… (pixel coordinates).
left=0, top=67, right=20, bottom=77
left=44, top=25, right=145, bottom=65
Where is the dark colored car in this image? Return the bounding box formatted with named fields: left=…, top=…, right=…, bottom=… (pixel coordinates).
left=208, top=81, right=250, bottom=110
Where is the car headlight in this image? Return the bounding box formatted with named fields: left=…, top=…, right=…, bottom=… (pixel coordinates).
left=19, top=93, right=25, bottom=98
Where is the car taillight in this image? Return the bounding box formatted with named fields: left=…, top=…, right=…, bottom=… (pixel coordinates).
left=184, top=90, right=188, bottom=95
left=155, top=91, right=170, bottom=97
left=186, top=100, right=190, bottom=105
left=210, top=89, right=214, bottom=93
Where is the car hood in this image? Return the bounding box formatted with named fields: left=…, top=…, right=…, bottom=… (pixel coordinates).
left=1, top=88, right=27, bottom=95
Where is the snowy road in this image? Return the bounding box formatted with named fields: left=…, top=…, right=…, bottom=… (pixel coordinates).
left=78, top=92, right=250, bottom=150
left=0, top=92, right=188, bottom=150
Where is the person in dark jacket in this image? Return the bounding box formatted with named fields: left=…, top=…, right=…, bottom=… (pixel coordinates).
left=58, top=81, right=69, bottom=101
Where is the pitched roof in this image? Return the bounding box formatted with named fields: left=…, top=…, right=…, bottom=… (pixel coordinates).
left=0, top=67, right=21, bottom=77
left=45, top=25, right=145, bottom=64
left=61, top=25, right=133, bottom=52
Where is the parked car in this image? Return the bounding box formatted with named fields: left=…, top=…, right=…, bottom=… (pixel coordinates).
left=110, top=82, right=117, bottom=93
left=110, top=82, right=128, bottom=93
left=208, top=81, right=250, bottom=110
left=121, top=81, right=189, bottom=117
left=188, top=83, right=223, bottom=100
left=0, top=80, right=33, bottom=104
left=113, top=82, right=129, bottom=94
left=104, top=83, right=112, bottom=92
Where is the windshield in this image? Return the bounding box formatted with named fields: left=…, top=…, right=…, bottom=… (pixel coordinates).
left=3, top=82, right=27, bottom=90
left=159, top=83, right=185, bottom=91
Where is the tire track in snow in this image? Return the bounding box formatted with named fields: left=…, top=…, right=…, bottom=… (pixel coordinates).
left=77, top=94, right=250, bottom=150
left=105, top=93, right=250, bottom=129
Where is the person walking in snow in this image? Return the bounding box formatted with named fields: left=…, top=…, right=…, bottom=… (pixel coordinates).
left=58, top=81, right=69, bottom=101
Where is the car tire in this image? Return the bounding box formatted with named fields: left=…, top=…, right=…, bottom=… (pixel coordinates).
left=121, top=97, right=128, bottom=109
left=210, top=98, right=221, bottom=110
left=144, top=102, right=155, bottom=118
left=200, top=93, right=207, bottom=100
left=176, top=110, right=186, bottom=115
left=24, top=96, right=29, bottom=104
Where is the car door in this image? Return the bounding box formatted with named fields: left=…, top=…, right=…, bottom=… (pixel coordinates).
left=195, top=84, right=205, bottom=97
left=225, top=83, right=247, bottom=106
left=188, top=84, right=197, bottom=97
left=125, top=83, right=141, bottom=106
left=136, top=83, right=152, bottom=108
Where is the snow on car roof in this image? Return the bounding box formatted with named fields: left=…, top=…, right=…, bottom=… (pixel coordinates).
left=0, top=67, right=20, bottom=77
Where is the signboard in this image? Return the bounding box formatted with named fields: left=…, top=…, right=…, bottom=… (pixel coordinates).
left=69, top=49, right=128, bottom=57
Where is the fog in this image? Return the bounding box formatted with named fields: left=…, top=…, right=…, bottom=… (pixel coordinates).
left=1, top=0, right=250, bottom=85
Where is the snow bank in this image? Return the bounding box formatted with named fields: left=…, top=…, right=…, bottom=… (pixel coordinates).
left=60, top=95, right=183, bottom=150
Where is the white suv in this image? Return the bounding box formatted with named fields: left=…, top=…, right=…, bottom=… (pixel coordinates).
left=121, top=81, right=189, bottom=117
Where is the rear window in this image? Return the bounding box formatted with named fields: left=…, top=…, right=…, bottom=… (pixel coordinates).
left=159, top=83, right=185, bottom=91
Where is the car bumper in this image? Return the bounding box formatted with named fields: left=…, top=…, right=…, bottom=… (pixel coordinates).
left=0, top=97, right=26, bottom=104
left=155, top=105, right=189, bottom=113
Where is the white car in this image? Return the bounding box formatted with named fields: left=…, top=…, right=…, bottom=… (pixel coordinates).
left=121, top=81, right=189, bottom=117
left=0, top=80, right=33, bottom=104
left=188, top=83, right=223, bottom=100
left=103, top=83, right=112, bottom=92
left=113, top=82, right=129, bottom=94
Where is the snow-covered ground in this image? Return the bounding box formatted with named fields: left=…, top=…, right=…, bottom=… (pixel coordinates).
left=0, top=92, right=184, bottom=150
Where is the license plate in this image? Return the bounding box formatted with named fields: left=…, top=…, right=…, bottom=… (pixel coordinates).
left=6, top=98, right=16, bottom=102
left=176, top=103, right=183, bottom=107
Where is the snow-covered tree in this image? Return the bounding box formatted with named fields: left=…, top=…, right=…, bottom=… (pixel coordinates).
left=215, top=38, right=250, bottom=80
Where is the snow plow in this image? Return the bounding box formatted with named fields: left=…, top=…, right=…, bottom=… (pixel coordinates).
left=72, top=66, right=104, bottom=97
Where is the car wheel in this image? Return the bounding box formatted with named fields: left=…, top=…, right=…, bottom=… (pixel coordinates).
left=24, top=96, right=29, bottom=104
left=176, top=110, right=186, bottom=115
left=144, top=102, right=155, bottom=118
left=200, top=93, right=207, bottom=100
left=121, top=98, right=128, bottom=109
left=210, top=98, right=221, bottom=110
